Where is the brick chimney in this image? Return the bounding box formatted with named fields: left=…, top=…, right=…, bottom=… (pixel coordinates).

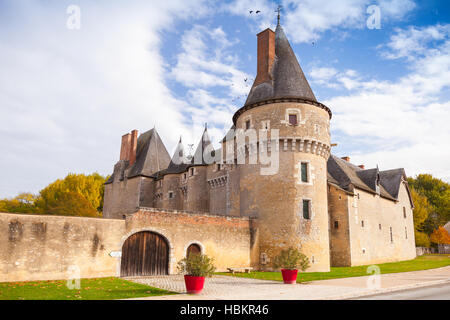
left=120, top=130, right=138, bottom=165
left=254, top=28, right=275, bottom=86
left=358, top=164, right=365, bottom=169
left=129, top=130, right=138, bottom=165
left=341, top=156, right=350, bottom=162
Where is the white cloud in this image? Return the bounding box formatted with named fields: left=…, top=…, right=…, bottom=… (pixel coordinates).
left=325, top=23, right=450, bottom=181
left=0, top=1, right=210, bottom=197
left=223, top=0, right=416, bottom=43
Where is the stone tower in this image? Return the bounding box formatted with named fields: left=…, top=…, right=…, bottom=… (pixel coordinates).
left=232, top=23, right=332, bottom=272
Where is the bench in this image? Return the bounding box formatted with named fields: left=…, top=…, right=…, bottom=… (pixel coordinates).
left=227, top=267, right=253, bottom=274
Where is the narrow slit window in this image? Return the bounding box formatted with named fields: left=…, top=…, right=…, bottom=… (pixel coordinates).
left=289, top=114, right=298, bottom=125
left=245, top=120, right=250, bottom=130
left=334, top=221, right=339, bottom=229
left=403, top=207, right=406, bottom=218
left=301, top=162, right=308, bottom=182
left=390, top=227, right=393, bottom=243
left=303, top=199, right=311, bottom=219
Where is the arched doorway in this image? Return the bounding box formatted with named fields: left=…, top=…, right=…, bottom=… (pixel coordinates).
left=120, top=231, right=169, bottom=277
left=186, top=243, right=201, bottom=258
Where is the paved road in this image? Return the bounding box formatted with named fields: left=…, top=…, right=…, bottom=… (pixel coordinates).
left=355, top=283, right=450, bottom=300
left=126, top=266, right=450, bottom=300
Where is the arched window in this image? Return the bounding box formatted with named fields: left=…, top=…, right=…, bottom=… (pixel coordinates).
left=186, top=243, right=201, bottom=258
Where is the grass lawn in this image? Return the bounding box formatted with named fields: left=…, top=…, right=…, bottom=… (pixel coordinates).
left=0, top=277, right=176, bottom=300
left=217, top=254, right=450, bottom=283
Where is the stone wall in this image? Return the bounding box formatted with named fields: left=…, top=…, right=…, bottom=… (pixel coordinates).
left=328, top=184, right=352, bottom=266
left=345, top=182, right=416, bottom=266
left=0, top=213, right=125, bottom=282
left=126, top=208, right=254, bottom=273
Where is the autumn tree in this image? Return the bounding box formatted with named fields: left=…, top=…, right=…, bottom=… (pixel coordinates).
left=430, top=227, right=450, bottom=245
left=37, top=173, right=106, bottom=217
left=408, top=174, right=450, bottom=234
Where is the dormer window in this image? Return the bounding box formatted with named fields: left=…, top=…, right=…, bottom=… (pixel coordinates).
left=289, top=114, right=298, bottom=125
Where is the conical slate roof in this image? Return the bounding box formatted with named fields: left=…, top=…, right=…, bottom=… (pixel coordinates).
left=166, top=137, right=190, bottom=174
left=192, top=125, right=214, bottom=165
left=244, top=24, right=316, bottom=106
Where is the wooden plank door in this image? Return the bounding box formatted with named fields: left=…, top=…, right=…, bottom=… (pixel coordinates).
left=120, top=231, right=169, bottom=277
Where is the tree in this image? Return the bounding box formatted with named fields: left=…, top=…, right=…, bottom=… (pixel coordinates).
left=408, top=174, right=450, bottom=227
left=430, top=227, right=450, bottom=245
left=0, top=173, right=107, bottom=217
left=414, top=231, right=431, bottom=247
left=0, top=193, right=41, bottom=214
left=410, top=189, right=432, bottom=231
left=45, top=191, right=99, bottom=217
left=37, top=173, right=106, bottom=217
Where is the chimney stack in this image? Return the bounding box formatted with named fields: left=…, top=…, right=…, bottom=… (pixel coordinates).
left=119, top=130, right=138, bottom=165
left=358, top=164, right=365, bottom=169
left=254, top=28, right=275, bottom=86
left=341, top=156, right=350, bottom=162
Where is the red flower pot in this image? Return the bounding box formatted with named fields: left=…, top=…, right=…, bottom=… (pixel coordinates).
left=184, top=275, right=205, bottom=294
left=281, top=269, right=298, bottom=284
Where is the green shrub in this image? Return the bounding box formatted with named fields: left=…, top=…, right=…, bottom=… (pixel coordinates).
left=273, top=247, right=310, bottom=271
left=177, top=253, right=216, bottom=277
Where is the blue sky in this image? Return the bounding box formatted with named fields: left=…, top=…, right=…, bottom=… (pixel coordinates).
left=0, top=0, right=449, bottom=198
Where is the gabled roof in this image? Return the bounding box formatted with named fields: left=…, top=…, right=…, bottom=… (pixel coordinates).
left=379, top=168, right=406, bottom=199
left=244, top=23, right=316, bottom=107
left=327, top=155, right=397, bottom=201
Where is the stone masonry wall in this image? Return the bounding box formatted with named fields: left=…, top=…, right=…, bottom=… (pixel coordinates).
left=126, top=209, right=254, bottom=273
left=0, top=213, right=125, bottom=282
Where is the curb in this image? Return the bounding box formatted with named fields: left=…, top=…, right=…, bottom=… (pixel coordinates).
left=322, top=278, right=450, bottom=300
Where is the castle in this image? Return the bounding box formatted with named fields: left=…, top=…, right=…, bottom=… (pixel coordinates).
left=102, top=23, right=416, bottom=275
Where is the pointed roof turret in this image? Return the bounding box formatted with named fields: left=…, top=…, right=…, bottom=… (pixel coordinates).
left=166, top=136, right=190, bottom=174
left=233, top=23, right=331, bottom=124
left=192, top=124, right=214, bottom=165
left=244, top=23, right=316, bottom=107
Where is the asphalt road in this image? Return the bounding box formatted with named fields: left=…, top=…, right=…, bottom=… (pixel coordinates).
left=354, top=283, right=450, bottom=300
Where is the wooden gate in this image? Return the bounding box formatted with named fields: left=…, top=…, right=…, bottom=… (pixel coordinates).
left=120, top=231, right=169, bottom=277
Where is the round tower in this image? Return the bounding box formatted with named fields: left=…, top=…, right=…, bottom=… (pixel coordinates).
left=233, top=24, right=332, bottom=272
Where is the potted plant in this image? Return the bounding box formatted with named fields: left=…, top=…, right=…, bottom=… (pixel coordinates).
left=273, top=247, right=310, bottom=284
left=177, top=253, right=216, bottom=294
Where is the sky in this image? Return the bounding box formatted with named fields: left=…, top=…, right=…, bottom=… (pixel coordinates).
left=0, top=0, right=449, bottom=198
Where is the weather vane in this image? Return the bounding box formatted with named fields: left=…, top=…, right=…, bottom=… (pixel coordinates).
left=276, top=4, right=282, bottom=25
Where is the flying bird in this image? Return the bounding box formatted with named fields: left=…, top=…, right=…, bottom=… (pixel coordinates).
left=249, top=10, right=253, bottom=14
left=256, top=10, right=261, bottom=14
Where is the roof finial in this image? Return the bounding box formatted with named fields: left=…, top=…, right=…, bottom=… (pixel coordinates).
left=204, top=122, right=208, bottom=130
left=276, top=4, right=282, bottom=26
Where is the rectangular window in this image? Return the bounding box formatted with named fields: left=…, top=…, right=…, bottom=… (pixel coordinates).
left=245, top=120, right=250, bottom=130
left=190, top=168, right=195, bottom=176
left=301, top=162, right=308, bottom=182
left=403, top=207, right=406, bottom=218
left=289, top=114, right=298, bottom=125
left=334, top=221, right=339, bottom=229
left=168, top=191, right=174, bottom=199
left=405, top=227, right=408, bottom=239
left=302, top=199, right=311, bottom=219
left=379, top=224, right=382, bottom=230
left=217, top=164, right=221, bottom=171
left=361, top=220, right=364, bottom=228
left=390, top=227, right=393, bottom=243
